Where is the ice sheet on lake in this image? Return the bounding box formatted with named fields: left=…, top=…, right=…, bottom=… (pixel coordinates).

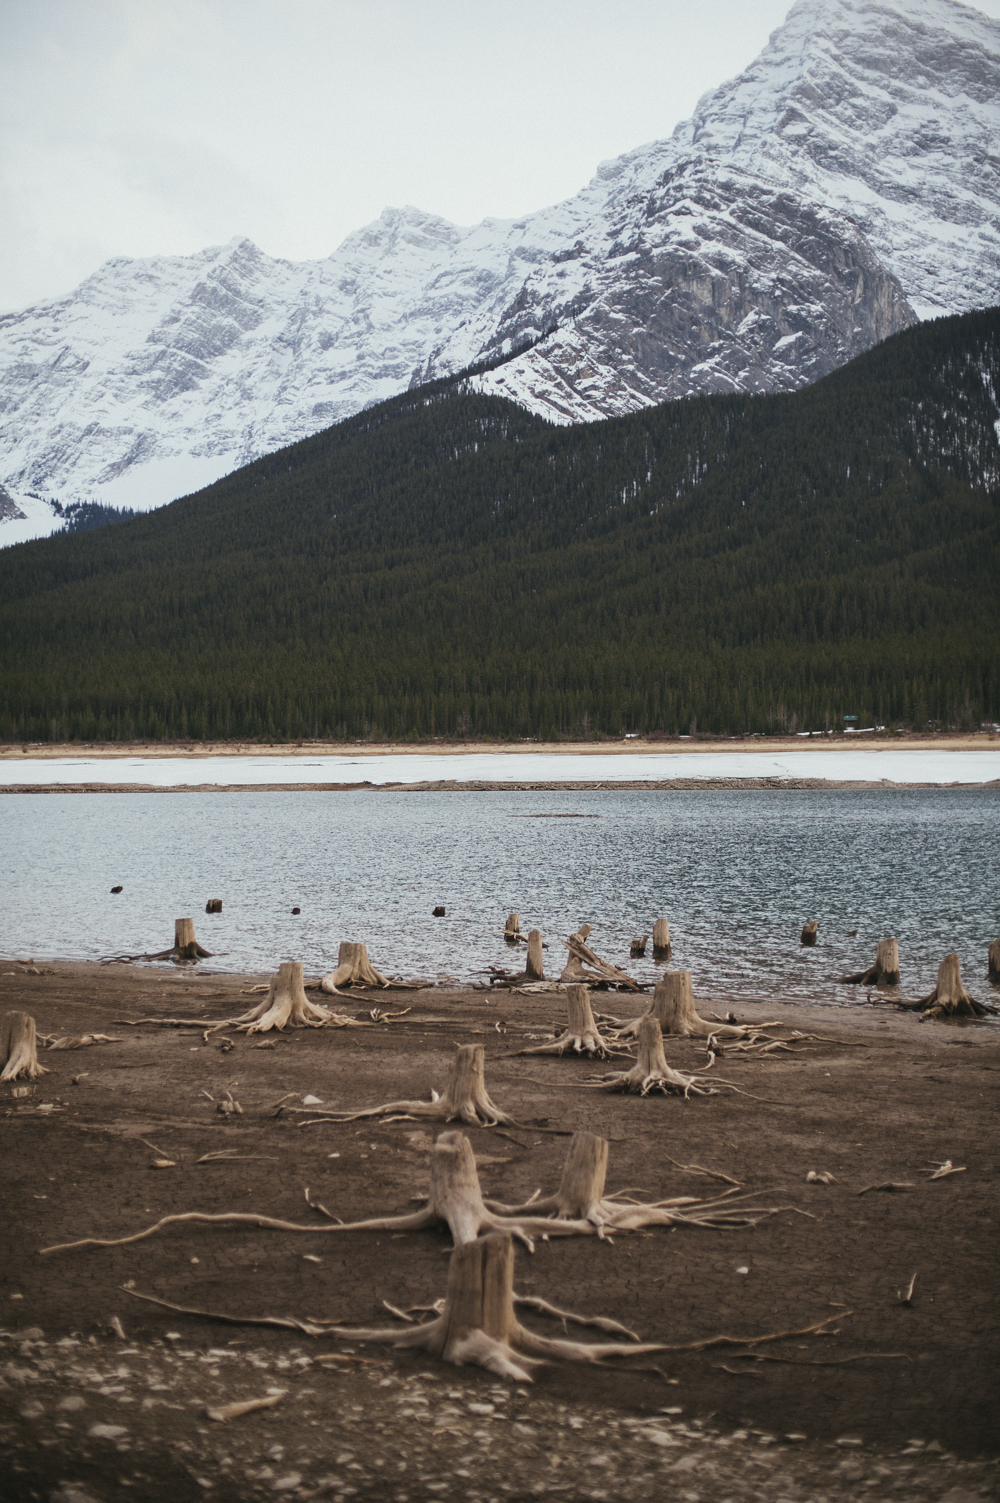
left=2, top=748, right=998, bottom=788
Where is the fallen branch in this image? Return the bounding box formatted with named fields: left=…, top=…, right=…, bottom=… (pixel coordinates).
left=206, top=1394, right=284, bottom=1422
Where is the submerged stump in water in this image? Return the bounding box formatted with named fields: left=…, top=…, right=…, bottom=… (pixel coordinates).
left=843, top=937, right=900, bottom=987
left=989, top=939, right=1000, bottom=984
left=800, top=920, right=818, bottom=947
left=652, top=918, right=671, bottom=960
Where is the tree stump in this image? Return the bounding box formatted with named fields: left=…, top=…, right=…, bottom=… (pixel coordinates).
left=504, top=913, right=521, bottom=943
left=1, top=1011, right=50, bottom=1081
left=913, top=954, right=984, bottom=1019
left=317, top=1232, right=669, bottom=1381
left=589, top=1015, right=710, bottom=1096
left=516, top=986, right=622, bottom=1058
left=310, top=1043, right=516, bottom=1126
left=989, top=939, right=1000, bottom=984
left=433, top=907, right=446, bottom=918
left=630, top=934, right=649, bottom=957
left=558, top=927, right=640, bottom=990
left=800, top=920, right=818, bottom=947
left=149, top=918, right=212, bottom=962
left=320, top=942, right=391, bottom=993
left=525, top=930, right=544, bottom=981
left=842, top=937, right=900, bottom=987
left=228, top=962, right=335, bottom=1033
left=615, top=971, right=744, bottom=1041
left=652, top=918, right=671, bottom=960
left=205, top=899, right=223, bottom=914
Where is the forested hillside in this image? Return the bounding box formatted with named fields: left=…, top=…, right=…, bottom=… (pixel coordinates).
left=1, top=309, right=998, bottom=743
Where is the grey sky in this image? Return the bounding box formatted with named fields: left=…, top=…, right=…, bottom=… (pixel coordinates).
left=3, top=0, right=999, bottom=312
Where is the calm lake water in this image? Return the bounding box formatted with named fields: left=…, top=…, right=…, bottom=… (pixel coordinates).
left=3, top=787, right=997, bottom=1010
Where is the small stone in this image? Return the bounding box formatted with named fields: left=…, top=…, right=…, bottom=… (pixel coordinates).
left=89, top=1423, right=128, bottom=1439
left=836, top=1436, right=864, bottom=1447
left=21, top=1326, right=44, bottom=1339
left=21, top=1402, right=45, bottom=1419
left=272, top=1475, right=302, bottom=1491
left=58, top=1395, right=86, bottom=1411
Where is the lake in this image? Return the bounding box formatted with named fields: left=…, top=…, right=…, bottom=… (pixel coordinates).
left=2, top=785, right=997, bottom=1011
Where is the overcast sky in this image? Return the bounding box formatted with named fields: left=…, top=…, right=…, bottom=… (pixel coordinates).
left=3, top=0, right=1000, bottom=313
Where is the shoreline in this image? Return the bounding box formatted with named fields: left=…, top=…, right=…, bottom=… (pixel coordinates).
left=4, top=775, right=999, bottom=794
left=1, top=955, right=997, bottom=1503
left=2, top=733, right=996, bottom=761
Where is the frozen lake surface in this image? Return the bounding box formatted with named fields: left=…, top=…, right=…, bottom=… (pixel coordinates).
left=2, top=746, right=999, bottom=786
left=3, top=785, right=997, bottom=1011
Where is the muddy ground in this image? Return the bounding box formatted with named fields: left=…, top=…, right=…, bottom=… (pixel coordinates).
left=1, top=959, right=998, bottom=1503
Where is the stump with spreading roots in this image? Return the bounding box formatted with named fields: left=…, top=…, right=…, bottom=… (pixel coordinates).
left=911, top=954, right=985, bottom=1019
left=989, top=939, right=1000, bottom=984
left=303, top=1042, right=516, bottom=1126
left=589, top=1015, right=711, bottom=1097
left=652, top=918, right=672, bottom=960
left=227, top=962, right=334, bottom=1034
left=320, top=942, right=391, bottom=993
left=1, top=1011, right=49, bottom=1081
left=150, top=918, right=212, bottom=962
left=800, top=920, right=818, bottom=947
left=516, top=985, right=623, bottom=1059
left=490, top=930, right=546, bottom=987
left=313, top=1233, right=669, bottom=1381
left=615, top=971, right=745, bottom=1041
left=315, top=1130, right=594, bottom=1249
left=842, top=937, right=900, bottom=987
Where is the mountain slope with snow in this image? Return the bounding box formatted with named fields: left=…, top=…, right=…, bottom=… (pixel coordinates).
left=2, top=0, right=998, bottom=542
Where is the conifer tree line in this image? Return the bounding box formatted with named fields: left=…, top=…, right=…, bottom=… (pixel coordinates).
left=1, top=308, right=997, bottom=743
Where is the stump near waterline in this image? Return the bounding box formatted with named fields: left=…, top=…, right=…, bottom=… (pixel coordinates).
left=843, top=938, right=900, bottom=987
left=146, top=918, right=212, bottom=962
left=652, top=918, right=671, bottom=960
left=800, top=920, right=818, bottom=947
left=503, top=913, right=521, bottom=943
left=989, top=939, right=1000, bottom=984
left=1, top=1011, right=49, bottom=1082
left=616, top=971, right=744, bottom=1041
left=912, top=954, right=984, bottom=1020
left=559, top=926, right=640, bottom=990
left=321, top=942, right=390, bottom=992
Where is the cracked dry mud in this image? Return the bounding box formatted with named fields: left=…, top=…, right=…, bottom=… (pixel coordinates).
left=2, top=959, right=998, bottom=1503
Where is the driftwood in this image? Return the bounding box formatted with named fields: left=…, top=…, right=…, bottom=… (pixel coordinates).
left=588, top=1015, right=712, bottom=1097
left=614, top=972, right=745, bottom=1041
left=989, top=939, right=1000, bottom=984
left=299, top=1043, right=515, bottom=1127
left=307, top=1130, right=593, bottom=1249
left=1, top=1011, right=49, bottom=1081
left=515, top=985, right=625, bottom=1059
left=652, top=918, right=671, bottom=960
left=800, top=921, right=818, bottom=947
left=842, top=938, right=900, bottom=987
left=41, top=1032, right=122, bottom=1051
left=559, top=926, right=641, bottom=991
left=906, top=953, right=985, bottom=1019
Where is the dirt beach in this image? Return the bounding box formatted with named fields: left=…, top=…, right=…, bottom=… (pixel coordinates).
left=1, top=959, right=998, bottom=1503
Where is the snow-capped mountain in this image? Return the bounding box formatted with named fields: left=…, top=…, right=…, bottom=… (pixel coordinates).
left=2, top=0, right=998, bottom=544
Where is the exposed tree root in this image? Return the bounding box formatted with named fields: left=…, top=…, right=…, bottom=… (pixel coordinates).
left=842, top=938, right=900, bottom=988
left=226, top=962, right=339, bottom=1033
left=1, top=1011, right=49, bottom=1081
left=515, top=986, right=626, bottom=1059
left=40, top=1032, right=122, bottom=1051
left=299, top=1043, right=516, bottom=1127
left=588, top=1016, right=713, bottom=1096
left=614, top=972, right=747, bottom=1042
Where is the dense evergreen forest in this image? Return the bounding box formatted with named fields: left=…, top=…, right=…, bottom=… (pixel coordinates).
left=1, top=308, right=998, bottom=743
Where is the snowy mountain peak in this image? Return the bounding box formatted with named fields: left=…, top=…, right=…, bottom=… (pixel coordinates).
left=2, top=0, right=999, bottom=543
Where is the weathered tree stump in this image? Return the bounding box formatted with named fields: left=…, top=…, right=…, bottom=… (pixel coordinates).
left=911, top=954, right=984, bottom=1019
left=306, top=1043, right=516, bottom=1126
left=205, top=899, right=223, bottom=914
left=516, top=985, right=622, bottom=1058
left=558, top=926, right=641, bottom=990
left=490, top=930, right=548, bottom=988
left=589, top=1015, right=710, bottom=1096
left=989, top=939, right=1000, bottom=984
left=149, top=918, right=212, bottom=962
left=228, top=962, right=335, bottom=1033
left=800, top=920, right=818, bottom=947
left=504, top=913, right=521, bottom=943
left=110, top=885, right=123, bottom=895
left=842, top=937, right=900, bottom=987
left=433, top=906, right=446, bottom=918
left=316, top=1233, right=668, bottom=1381
left=320, top=942, right=391, bottom=993
left=630, top=934, right=649, bottom=957
left=317, top=1130, right=593, bottom=1248
left=615, top=971, right=744, bottom=1041
left=525, top=930, right=545, bottom=980
left=652, top=918, right=671, bottom=960
left=1, top=1011, right=50, bottom=1081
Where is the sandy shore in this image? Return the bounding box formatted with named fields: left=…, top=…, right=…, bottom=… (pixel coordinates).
left=1, top=958, right=998, bottom=1502
left=2, top=734, right=996, bottom=760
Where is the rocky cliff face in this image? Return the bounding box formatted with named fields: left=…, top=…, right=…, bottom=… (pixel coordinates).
left=1, top=0, right=997, bottom=541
